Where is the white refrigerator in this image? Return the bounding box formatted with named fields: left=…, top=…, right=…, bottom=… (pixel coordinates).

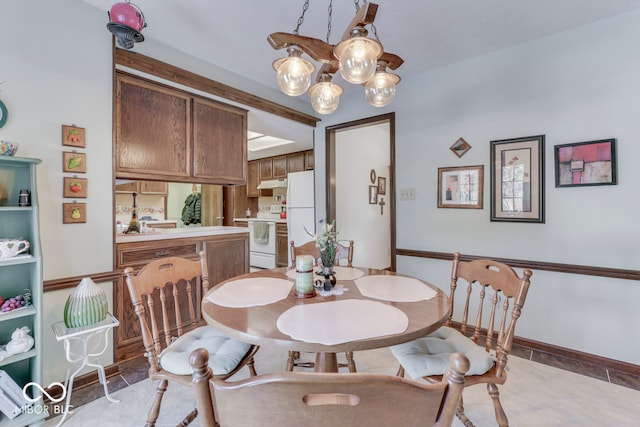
left=286, top=170, right=316, bottom=266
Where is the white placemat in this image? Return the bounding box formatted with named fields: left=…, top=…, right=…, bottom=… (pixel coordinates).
left=206, top=277, right=293, bottom=308
left=354, top=275, right=437, bottom=302
left=277, top=299, right=408, bottom=345
left=285, top=266, right=365, bottom=281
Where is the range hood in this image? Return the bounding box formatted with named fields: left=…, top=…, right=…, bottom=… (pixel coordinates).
left=256, top=178, right=288, bottom=189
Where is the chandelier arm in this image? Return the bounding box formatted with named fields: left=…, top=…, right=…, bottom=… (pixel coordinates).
left=340, top=2, right=378, bottom=41
left=268, top=32, right=336, bottom=65
left=380, top=52, right=404, bottom=70
left=316, top=63, right=339, bottom=82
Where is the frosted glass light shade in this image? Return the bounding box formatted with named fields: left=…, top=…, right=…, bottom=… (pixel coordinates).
left=273, top=47, right=315, bottom=97
left=334, top=35, right=382, bottom=84
left=364, top=70, right=400, bottom=107
left=309, top=80, right=343, bottom=115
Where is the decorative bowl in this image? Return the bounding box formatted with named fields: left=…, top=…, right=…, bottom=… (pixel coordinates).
left=0, top=141, right=18, bottom=156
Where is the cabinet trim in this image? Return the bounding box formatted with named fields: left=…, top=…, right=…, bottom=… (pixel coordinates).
left=44, top=271, right=121, bottom=292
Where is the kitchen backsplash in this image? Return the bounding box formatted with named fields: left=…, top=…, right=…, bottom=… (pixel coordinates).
left=258, top=188, right=286, bottom=213
left=115, top=193, right=165, bottom=224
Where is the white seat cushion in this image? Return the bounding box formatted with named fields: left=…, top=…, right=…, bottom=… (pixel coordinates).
left=390, top=326, right=495, bottom=379
left=159, top=326, right=253, bottom=376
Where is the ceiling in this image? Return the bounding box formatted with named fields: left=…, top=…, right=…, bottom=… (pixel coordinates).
left=84, top=0, right=640, bottom=158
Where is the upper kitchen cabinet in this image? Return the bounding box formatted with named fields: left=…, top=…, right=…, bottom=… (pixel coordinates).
left=115, top=72, right=248, bottom=185
left=287, top=152, right=305, bottom=173
left=247, top=160, right=259, bottom=197
left=115, top=73, right=191, bottom=181
left=272, top=155, right=287, bottom=178
left=193, top=98, right=247, bottom=185
left=259, top=158, right=273, bottom=180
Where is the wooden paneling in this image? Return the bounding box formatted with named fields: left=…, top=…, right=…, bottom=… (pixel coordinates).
left=202, top=234, right=249, bottom=288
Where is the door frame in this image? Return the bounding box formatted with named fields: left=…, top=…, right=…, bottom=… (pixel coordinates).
left=325, top=112, right=396, bottom=271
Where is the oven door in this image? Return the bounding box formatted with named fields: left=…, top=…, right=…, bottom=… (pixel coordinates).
left=249, top=221, right=276, bottom=254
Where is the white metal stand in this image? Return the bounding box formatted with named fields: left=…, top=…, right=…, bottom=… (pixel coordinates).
left=51, top=313, right=120, bottom=426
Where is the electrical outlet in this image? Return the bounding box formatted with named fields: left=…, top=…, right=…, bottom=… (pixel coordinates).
left=399, top=188, right=416, bottom=201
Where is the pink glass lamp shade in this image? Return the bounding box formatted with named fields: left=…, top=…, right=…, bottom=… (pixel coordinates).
left=107, top=1, right=147, bottom=49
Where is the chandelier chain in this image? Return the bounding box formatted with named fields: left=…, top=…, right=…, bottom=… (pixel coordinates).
left=293, top=0, right=311, bottom=34
left=326, top=0, right=333, bottom=43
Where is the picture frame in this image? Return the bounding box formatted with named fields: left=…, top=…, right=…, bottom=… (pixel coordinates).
left=63, top=177, right=87, bottom=198
left=490, top=135, right=545, bottom=223
left=62, top=125, right=86, bottom=148
left=377, top=176, right=386, bottom=195
left=450, top=137, right=472, bottom=158
left=369, top=185, right=378, bottom=204
left=62, top=151, right=86, bottom=173
left=437, top=165, right=484, bottom=209
left=63, top=202, right=87, bottom=224
left=554, top=138, right=617, bottom=187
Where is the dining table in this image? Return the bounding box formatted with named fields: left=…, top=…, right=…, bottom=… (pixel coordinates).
left=201, top=266, right=449, bottom=373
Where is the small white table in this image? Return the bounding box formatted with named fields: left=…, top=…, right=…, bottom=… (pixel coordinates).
left=51, top=313, right=120, bottom=426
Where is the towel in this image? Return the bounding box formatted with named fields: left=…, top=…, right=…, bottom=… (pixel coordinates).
left=253, top=222, right=269, bottom=244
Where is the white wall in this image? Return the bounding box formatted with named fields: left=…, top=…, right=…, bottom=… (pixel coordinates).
left=316, top=10, right=640, bottom=365
left=335, top=124, right=390, bottom=268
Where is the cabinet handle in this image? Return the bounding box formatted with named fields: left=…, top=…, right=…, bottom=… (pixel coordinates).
left=155, top=250, right=170, bottom=257
left=201, top=152, right=206, bottom=168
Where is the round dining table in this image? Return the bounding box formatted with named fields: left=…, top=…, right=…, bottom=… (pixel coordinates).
left=201, top=266, right=449, bottom=373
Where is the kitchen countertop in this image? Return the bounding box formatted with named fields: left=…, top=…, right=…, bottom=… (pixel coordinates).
left=233, top=217, right=287, bottom=224
left=116, top=226, right=249, bottom=243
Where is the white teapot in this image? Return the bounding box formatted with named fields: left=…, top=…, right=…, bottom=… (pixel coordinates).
left=6, top=326, right=35, bottom=355
left=0, top=239, right=30, bottom=258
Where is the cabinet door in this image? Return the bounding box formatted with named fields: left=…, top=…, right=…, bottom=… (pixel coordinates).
left=276, top=223, right=289, bottom=267
left=287, top=152, right=305, bottom=173
left=259, top=158, right=273, bottom=180
left=202, top=234, right=249, bottom=288
left=115, top=181, right=139, bottom=193
left=116, top=74, right=191, bottom=180
left=273, top=155, right=287, bottom=178
left=193, top=97, right=247, bottom=184
left=139, top=181, right=168, bottom=195
left=305, top=150, right=315, bottom=170
left=247, top=160, right=259, bottom=197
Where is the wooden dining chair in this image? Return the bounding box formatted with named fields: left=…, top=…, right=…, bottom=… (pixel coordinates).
left=125, top=251, right=259, bottom=427
left=191, top=348, right=470, bottom=427
left=287, top=239, right=356, bottom=372
left=390, top=252, right=533, bottom=427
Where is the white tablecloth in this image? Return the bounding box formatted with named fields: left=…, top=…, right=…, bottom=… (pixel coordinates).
left=354, top=275, right=437, bottom=302
left=206, top=277, right=293, bottom=308
left=276, top=299, right=408, bottom=345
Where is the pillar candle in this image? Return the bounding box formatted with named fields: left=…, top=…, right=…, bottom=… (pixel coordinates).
left=295, top=255, right=314, bottom=297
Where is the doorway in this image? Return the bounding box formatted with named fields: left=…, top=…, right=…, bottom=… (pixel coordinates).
left=325, top=113, right=396, bottom=271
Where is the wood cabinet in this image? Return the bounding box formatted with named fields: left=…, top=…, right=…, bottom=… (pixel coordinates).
left=259, top=158, right=273, bottom=180
left=114, top=232, right=249, bottom=362
left=305, top=149, right=314, bottom=170
left=272, top=155, right=287, bottom=178
left=234, top=220, right=248, bottom=228
left=115, top=72, right=247, bottom=185
left=115, top=180, right=168, bottom=196
left=276, top=223, right=289, bottom=267
left=223, top=186, right=257, bottom=226
left=247, top=160, right=259, bottom=197
left=0, top=157, right=47, bottom=427
left=287, top=152, right=305, bottom=173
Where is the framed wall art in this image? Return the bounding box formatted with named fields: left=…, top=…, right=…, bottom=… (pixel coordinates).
left=369, top=185, right=378, bottom=204
left=554, top=138, right=617, bottom=187
left=450, top=137, right=472, bottom=158
left=62, top=124, right=86, bottom=148
left=63, top=177, right=87, bottom=198
left=437, top=165, right=483, bottom=209
left=62, top=151, right=86, bottom=173
left=490, top=135, right=545, bottom=223
left=377, top=176, right=386, bottom=195
left=63, top=202, right=86, bottom=224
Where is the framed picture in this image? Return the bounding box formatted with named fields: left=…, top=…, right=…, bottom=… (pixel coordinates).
left=490, top=135, right=545, bottom=223
left=450, top=137, right=472, bottom=158
left=437, top=165, right=483, bottom=209
left=62, top=151, right=86, bottom=173
left=554, top=138, right=617, bottom=187
left=369, top=185, right=378, bottom=204
left=63, top=202, right=86, bottom=224
left=63, top=177, right=87, bottom=198
left=62, top=125, right=86, bottom=148
left=377, top=176, right=386, bottom=195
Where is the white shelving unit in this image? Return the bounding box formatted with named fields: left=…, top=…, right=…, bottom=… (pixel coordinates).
left=0, top=156, right=46, bottom=426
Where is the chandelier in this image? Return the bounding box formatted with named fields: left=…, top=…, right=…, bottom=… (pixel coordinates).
left=106, top=1, right=147, bottom=49
left=268, top=1, right=403, bottom=115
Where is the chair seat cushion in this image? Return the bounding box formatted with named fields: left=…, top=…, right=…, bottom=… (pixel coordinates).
left=160, top=326, right=253, bottom=376
left=390, top=326, right=495, bottom=379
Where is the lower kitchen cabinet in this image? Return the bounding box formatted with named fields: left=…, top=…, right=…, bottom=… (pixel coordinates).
left=114, top=232, right=248, bottom=362
left=276, top=223, right=289, bottom=267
